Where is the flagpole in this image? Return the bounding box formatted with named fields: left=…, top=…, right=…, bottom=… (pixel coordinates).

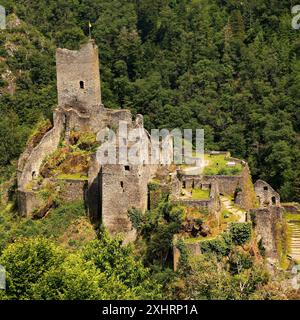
left=88, top=21, right=91, bottom=39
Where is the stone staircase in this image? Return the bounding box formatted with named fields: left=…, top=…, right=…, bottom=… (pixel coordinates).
left=220, top=196, right=246, bottom=223
left=288, top=221, right=300, bottom=262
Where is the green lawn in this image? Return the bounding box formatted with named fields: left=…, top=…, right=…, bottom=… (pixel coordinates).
left=56, top=173, right=88, bottom=181
left=203, top=154, right=243, bottom=176
left=191, top=188, right=210, bottom=200
left=184, top=235, right=216, bottom=244
left=284, top=213, right=300, bottom=222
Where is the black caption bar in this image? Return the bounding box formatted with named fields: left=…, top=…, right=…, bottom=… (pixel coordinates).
left=0, top=300, right=295, bottom=319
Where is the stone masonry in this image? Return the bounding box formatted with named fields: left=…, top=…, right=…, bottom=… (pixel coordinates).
left=17, top=40, right=158, bottom=242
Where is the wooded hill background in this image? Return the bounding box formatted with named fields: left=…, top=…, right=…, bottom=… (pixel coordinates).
left=0, top=0, right=299, bottom=201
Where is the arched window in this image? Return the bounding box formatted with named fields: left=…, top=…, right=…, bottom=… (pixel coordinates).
left=79, top=81, right=85, bottom=89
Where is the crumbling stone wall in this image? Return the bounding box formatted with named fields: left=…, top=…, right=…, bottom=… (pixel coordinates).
left=173, top=241, right=201, bottom=271
left=202, top=175, right=242, bottom=196
left=282, top=203, right=300, bottom=214
left=56, top=179, right=87, bottom=203
left=254, top=180, right=280, bottom=208
left=56, top=40, right=101, bottom=109
left=234, top=165, right=257, bottom=210
left=17, top=111, right=64, bottom=192
left=18, top=190, right=44, bottom=217
left=87, top=154, right=101, bottom=224
left=101, top=164, right=156, bottom=243
left=175, top=180, right=221, bottom=215
left=248, top=206, right=283, bottom=261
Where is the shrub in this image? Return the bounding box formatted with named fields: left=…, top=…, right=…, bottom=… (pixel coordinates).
left=229, top=222, right=252, bottom=245
left=200, top=233, right=232, bottom=257
left=128, top=207, right=143, bottom=231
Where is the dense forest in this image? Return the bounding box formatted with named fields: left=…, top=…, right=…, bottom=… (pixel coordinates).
left=0, top=0, right=300, bottom=301
left=0, top=0, right=299, bottom=201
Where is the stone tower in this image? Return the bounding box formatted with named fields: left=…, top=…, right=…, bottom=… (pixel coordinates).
left=56, top=40, right=101, bottom=110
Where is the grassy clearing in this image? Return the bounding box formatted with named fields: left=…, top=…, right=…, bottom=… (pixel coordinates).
left=184, top=235, right=217, bottom=244
left=181, top=188, right=210, bottom=200
left=191, top=189, right=210, bottom=200
left=56, top=173, right=88, bottom=181
left=203, top=154, right=243, bottom=176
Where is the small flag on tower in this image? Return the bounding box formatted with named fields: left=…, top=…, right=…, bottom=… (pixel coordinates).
left=88, top=21, right=92, bottom=38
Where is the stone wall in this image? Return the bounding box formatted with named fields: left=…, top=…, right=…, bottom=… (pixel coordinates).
left=282, top=203, right=300, bottom=214
left=87, top=154, right=102, bottom=224
left=175, top=180, right=221, bottom=215
left=248, top=206, right=283, bottom=261
left=254, top=180, right=280, bottom=208
left=202, top=175, right=242, bottom=196
left=60, top=104, right=134, bottom=135
left=101, top=163, right=155, bottom=243
left=56, top=40, right=101, bottom=109
left=234, top=165, right=257, bottom=210
left=18, top=111, right=64, bottom=191
left=18, top=190, right=43, bottom=217
left=57, top=179, right=87, bottom=203
left=173, top=241, right=201, bottom=271
left=17, top=111, right=64, bottom=217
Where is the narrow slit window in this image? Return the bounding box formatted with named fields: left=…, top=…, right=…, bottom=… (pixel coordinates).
left=80, top=81, right=85, bottom=89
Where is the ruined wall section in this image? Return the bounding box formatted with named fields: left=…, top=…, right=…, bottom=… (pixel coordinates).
left=56, top=179, right=87, bottom=203
left=18, top=111, right=64, bottom=191
left=18, top=190, right=44, bottom=217
left=101, top=163, right=156, bottom=243
left=176, top=180, right=221, bottom=215
left=87, top=154, right=102, bottom=224
left=248, top=206, right=283, bottom=261
left=254, top=180, right=280, bottom=208
left=234, top=165, right=257, bottom=210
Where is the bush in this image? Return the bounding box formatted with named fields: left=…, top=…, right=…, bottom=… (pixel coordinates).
left=128, top=207, right=143, bottom=231
left=229, top=222, right=252, bottom=245
left=0, top=237, right=64, bottom=299
left=200, top=233, right=232, bottom=257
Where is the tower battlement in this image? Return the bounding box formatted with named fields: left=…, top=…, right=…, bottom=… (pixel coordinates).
left=56, top=40, right=101, bottom=110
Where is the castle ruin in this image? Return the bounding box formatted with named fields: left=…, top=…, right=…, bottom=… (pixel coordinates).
left=17, top=40, right=158, bottom=243
left=17, top=40, right=285, bottom=255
